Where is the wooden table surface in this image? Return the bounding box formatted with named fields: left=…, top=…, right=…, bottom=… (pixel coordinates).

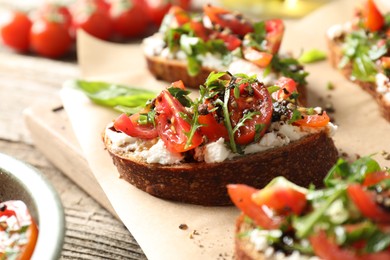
left=0, top=48, right=147, bottom=259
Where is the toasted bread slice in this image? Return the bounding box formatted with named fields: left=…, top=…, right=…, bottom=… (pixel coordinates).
left=327, top=36, right=390, bottom=121
left=103, top=129, right=338, bottom=206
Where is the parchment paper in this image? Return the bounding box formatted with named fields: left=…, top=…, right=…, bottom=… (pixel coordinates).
left=60, top=0, right=390, bottom=259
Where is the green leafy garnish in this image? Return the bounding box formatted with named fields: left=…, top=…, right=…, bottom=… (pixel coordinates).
left=298, top=49, right=327, bottom=64
left=167, top=87, right=192, bottom=107
left=73, top=80, right=156, bottom=112
left=271, top=55, right=309, bottom=86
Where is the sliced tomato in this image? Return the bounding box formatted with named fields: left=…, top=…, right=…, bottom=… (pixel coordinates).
left=113, top=113, right=158, bottom=139
left=251, top=184, right=306, bottom=215
left=215, top=33, right=242, bottom=51
left=170, top=80, right=186, bottom=89
left=363, top=171, right=390, bottom=187
left=198, top=113, right=229, bottom=142
left=167, top=5, right=190, bottom=27
left=293, top=112, right=330, bottom=127
left=265, top=19, right=284, bottom=54
left=203, top=5, right=253, bottom=37
left=190, top=20, right=209, bottom=41
left=363, top=0, right=385, bottom=32
left=242, top=47, right=273, bottom=68
left=227, top=184, right=283, bottom=229
left=155, top=90, right=203, bottom=153
left=229, top=81, right=273, bottom=145
left=273, top=77, right=298, bottom=100
left=310, top=230, right=390, bottom=260
left=0, top=200, right=38, bottom=260
left=381, top=57, right=390, bottom=69
left=347, top=184, right=390, bottom=223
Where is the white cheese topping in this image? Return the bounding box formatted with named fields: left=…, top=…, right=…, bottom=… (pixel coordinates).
left=375, top=73, right=390, bottom=103
left=327, top=24, right=344, bottom=39
left=136, top=139, right=183, bottom=164
left=228, top=59, right=278, bottom=86
left=249, top=229, right=321, bottom=260
left=203, top=138, right=231, bottom=163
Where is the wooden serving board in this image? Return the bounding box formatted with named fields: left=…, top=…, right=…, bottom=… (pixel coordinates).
left=23, top=101, right=118, bottom=218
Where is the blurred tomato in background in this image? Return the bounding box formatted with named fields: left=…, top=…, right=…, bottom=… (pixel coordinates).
left=0, top=0, right=192, bottom=59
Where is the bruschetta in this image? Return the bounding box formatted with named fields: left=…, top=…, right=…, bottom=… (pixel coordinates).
left=143, top=5, right=308, bottom=104
left=228, top=156, right=390, bottom=259
left=102, top=72, right=338, bottom=206
left=327, top=0, right=390, bottom=121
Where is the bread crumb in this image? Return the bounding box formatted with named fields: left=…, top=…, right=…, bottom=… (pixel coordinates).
left=179, top=224, right=188, bottom=230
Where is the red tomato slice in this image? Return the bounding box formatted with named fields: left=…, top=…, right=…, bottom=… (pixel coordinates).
left=215, top=33, right=242, bottom=51
left=265, top=19, right=284, bottom=54
left=30, top=18, right=72, bottom=58
left=170, top=80, right=186, bottom=90
left=227, top=184, right=283, bottom=229
left=0, top=11, right=32, bottom=52
left=381, top=57, right=390, bottom=69
left=203, top=5, right=253, bottom=37
left=190, top=20, right=210, bottom=41
left=310, top=230, right=390, bottom=260
left=155, top=90, right=203, bottom=153
left=0, top=200, right=38, bottom=260
left=251, top=184, right=306, bottom=215
left=110, top=0, right=149, bottom=38
left=273, top=77, right=298, bottom=100
left=229, top=81, right=273, bottom=145
left=167, top=5, right=191, bottom=26
left=364, top=0, right=385, bottom=32
left=113, top=113, right=158, bottom=139
left=198, top=113, right=229, bottom=142
left=242, top=47, right=273, bottom=68
left=363, top=171, right=390, bottom=187
left=72, top=0, right=113, bottom=40
left=293, top=112, right=330, bottom=127
left=347, top=184, right=390, bottom=223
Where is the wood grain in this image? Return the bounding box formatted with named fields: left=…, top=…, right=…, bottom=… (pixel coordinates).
left=0, top=49, right=147, bottom=259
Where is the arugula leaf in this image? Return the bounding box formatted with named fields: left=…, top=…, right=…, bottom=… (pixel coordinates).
left=168, top=87, right=192, bottom=107
left=365, top=231, right=390, bottom=253
left=232, top=111, right=261, bottom=134
left=271, top=55, right=308, bottom=86
left=288, top=109, right=302, bottom=124
left=298, top=49, right=327, bottom=64
left=293, top=188, right=346, bottom=238
left=73, top=80, right=156, bottom=109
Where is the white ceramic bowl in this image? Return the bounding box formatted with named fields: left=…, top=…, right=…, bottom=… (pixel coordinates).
left=0, top=152, right=65, bottom=260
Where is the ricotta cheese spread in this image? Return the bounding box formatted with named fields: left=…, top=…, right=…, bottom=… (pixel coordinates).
left=376, top=73, right=390, bottom=103
left=249, top=229, right=321, bottom=260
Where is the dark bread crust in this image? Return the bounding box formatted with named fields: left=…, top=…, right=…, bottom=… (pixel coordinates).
left=235, top=214, right=265, bottom=260
left=145, top=55, right=215, bottom=89
left=145, top=54, right=308, bottom=105
left=327, top=36, right=390, bottom=121
left=104, top=130, right=338, bottom=206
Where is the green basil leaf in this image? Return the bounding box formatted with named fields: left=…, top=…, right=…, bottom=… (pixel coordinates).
left=350, top=156, right=381, bottom=182
left=168, top=87, right=192, bottom=107
left=298, top=49, right=327, bottom=64
left=73, top=80, right=156, bottom=108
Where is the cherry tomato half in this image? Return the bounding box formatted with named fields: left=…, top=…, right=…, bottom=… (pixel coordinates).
left=227, top=184, right=283, bottom=229
left=310, top=230, right=390, bottom=260
left=293, top=112, right=330, bottom=128
left=229, top=80, right=273, bottom=145
left=273, top=77, right=298, bottom=100
left=265, top=19, right=284, bottom=54
left=215, top=33, right=242, bottom=51
left=363, top=171, right=390, bottom=187
left=0, top=11, right=32, bottom=52
left=30, top=17, right=72, bottom=58
left=114, top=113, right=158, bottom=139
left=198, top=113, right=229, bottom=142
left=363, top=0, right=384, bottom=32
left=155, top=90, right=203, bottom=153
left=203, top=5, right=253, bottom=37
left=0, top=200, right=38, bottom=260
left=110, top=0, right=149, bottom=38
left=251, top=184, right=307, bottom=215
left=243, top=47, right=273, bottom=68
left=347, top=184, right=390, bottom=223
